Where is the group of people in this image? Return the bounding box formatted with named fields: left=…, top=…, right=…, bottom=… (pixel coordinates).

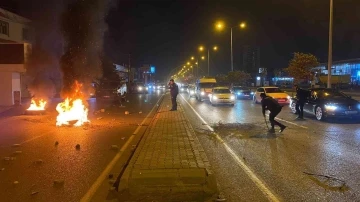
left=168, top=78, right=308, bottom=134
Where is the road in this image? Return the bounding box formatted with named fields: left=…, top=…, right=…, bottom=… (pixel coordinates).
left=0, top=90, right=164, bottom=202
left=179, top=92, right=360, bottom=202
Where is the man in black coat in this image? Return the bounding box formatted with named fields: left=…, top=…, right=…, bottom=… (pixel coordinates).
left=293, top=84, right=309, bottom=119
left=261, top=93, right=286, bottom=133
left=169, top=79, right=179, bottom=111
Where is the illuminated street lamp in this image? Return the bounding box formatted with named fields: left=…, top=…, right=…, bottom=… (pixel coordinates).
left=216, top=21, right=246, bottom=72
left=199, top=45, right=218, bottom=76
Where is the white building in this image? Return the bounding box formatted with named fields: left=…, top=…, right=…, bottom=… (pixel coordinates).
left=0, top=7, right=33, bottom=106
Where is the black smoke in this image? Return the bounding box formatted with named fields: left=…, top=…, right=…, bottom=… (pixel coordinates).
left=60, top=0, right=113, bottom=99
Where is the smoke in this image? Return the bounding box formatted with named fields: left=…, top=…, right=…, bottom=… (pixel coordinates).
left=60, top=0, right=114, bottom=99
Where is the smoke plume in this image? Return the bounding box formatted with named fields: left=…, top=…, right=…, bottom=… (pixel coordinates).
left=60, top=0, right=113, bottom=99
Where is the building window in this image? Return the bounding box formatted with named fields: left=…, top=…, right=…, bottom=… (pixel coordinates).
left=0, top=20, right=9, bottom=36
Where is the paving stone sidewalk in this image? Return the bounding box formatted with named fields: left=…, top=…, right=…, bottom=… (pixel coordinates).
left=118, top=93, right=218, bottom=201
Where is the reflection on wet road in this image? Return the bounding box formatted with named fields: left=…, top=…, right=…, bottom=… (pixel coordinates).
left=179, top=93, right=360, bottom=202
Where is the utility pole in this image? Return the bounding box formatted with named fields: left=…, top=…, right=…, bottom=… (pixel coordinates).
left=128, top=54, right=131, bottom=83
left=327, top=0, right=333, bottom=88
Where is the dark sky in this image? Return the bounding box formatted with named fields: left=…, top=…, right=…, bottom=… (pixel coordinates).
left=2, top=0, right=360, bottom=79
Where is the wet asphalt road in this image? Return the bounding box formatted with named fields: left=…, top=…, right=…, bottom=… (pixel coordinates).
left=179, top=92, right=360, bottom=202
left=0, top=90, right=163, bottom=202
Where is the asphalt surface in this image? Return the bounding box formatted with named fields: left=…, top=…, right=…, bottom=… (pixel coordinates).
left=0, top=90, right=164, bottom=202
left=179, top=92, right=360, bottom=202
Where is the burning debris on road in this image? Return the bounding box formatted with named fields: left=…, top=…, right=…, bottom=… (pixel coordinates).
left=26, top=99, right=47, bottom=115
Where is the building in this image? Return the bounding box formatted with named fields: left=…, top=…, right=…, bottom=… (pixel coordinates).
left=315, top=58, right=360, bottom=83
left=0, top=7, right=33, bottom=105
left=242, top=45, right=260, bottom=75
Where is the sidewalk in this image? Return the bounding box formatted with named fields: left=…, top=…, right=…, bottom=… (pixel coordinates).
left=118, top=94, right=218, bottom=201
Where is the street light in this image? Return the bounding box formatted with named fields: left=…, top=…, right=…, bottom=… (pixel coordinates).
left=199, top=45, right=218, bottom=76
left=216, top=21, right=246, bottom=72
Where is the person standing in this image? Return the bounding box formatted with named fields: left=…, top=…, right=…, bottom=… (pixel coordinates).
left=293, top=84, right=309, bottom=119
left=169, top=79, right=179, bottom=111
left=260, top=93, right=286, bottom=133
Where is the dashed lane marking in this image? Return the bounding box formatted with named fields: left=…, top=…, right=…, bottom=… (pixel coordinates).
left=180, top=94, right=281, bottom=202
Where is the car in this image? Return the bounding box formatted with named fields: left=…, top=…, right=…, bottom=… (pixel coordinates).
left=187, top=85, right=196, bottom=98
left=133, top=84, right=148, bottom=93
left=180, top=85, right=189, bottom=93
left=253, top=86, right=290, bottom=105
left=196, top=77, right=217, bottom=101
left=95, top=80, right=119, bottom=100
left=231, top=86, right=254, bottom=99
left=209, top=87, right=235, bottom=106
left=289, top=88, right=360, bottom=121
left=156, top=83, right=166, bottom=90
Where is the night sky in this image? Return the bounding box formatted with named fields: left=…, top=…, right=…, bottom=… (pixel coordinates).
left=2, top=0, right=360, bottom=79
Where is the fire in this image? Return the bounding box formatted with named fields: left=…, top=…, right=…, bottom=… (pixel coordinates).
left=27, top=99, right=47, bottom=111
left=56, top=81, right=89, bottom=127
left=56, top=98, right=89, bottom=127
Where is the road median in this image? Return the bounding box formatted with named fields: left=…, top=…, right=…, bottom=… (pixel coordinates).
left=117, top=93, right=218, bottom=201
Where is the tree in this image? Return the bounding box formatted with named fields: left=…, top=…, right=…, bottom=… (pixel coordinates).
left=285, top=52, right=319, bottom=84
left=227, top=71, right=251, bottom=85
left=215, top=74, right=228, bottom=83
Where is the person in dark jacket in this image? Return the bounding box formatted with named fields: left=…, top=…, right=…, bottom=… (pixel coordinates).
left=169, top=79, right=179, bottom=111
left=261, top=93, right=286, bottom=133
left=293, top=84, right=309, bottom=119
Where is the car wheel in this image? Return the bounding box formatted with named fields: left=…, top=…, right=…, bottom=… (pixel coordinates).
left=290, top=101, right=297, bottom=114
left=315, top=106, right=325, bottom=121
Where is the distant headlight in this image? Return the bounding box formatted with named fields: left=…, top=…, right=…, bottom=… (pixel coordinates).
left=181, top=88, right=184, bottom=91
left=287, top=96, right=291, bottom=99
left=213, top=96, right=218, bottom=100
left=190, top=90, right=195, bottom=94
left=231, top=95, right=235, bottom=100
left=237, top=92, right=241, bottom=95
left=146, top=87, right=148, bottom=90
left=358, top=104, right=360, bottom=110
left=201, top=91, right=205, bottom=95
left=325, top=104, right=337, bottom=110
left=250, top=92, right=254, bottom=95
left=138, top=87, right=143, bottom=91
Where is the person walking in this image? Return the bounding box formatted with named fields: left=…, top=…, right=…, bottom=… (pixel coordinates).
left=293, top=84, right=309, bottom=119
left=260, top=93, right=286, bottom=133
left=169, top=79, right=179, bottom=111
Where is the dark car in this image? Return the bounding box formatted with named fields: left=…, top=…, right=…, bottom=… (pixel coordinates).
left=95, top=81, right=119, bottom=100
left=231, top=86, right=253, bottom=99
left=289, top=88, right=360, bottom=121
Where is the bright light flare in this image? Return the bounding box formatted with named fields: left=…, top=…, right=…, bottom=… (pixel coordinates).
left=27, top=99, right=47, bottom=111
left=216, top=21, right=224, bottom=30
left=199, top=46, right=204, bottom=51
left=240, top=22, right=246, bottom=28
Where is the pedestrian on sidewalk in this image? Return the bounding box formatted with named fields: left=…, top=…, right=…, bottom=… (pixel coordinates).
left=168, top=79, right=179, bottom=111
left=260, top=93, right=286, bottom=133
left=293, top=84, right=310, bottom=119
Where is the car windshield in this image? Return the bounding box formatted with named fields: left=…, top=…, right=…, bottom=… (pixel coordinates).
left=265, top=88, right=282, bottom=93
left=316, top=90, right=347, bottom=98
left=233, top=87, right=250, bottom=91
left=199, top=83, right=215, bottom=88
left=213, top=89, right=231, bottom=93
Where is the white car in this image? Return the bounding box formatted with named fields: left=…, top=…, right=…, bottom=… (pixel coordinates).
left=253, top=86, right=290, bottom=105
left=209, top=87, right=235, bottom=106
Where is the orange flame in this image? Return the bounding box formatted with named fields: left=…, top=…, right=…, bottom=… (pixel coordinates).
left=27, top=99, right=47, bottom=111
left=56, top=81, right=89, bottom=127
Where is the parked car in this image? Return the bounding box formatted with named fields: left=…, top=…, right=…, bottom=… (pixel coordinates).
left=209, top=87, right=235, bottom=106
left=253, top=86, right=290, bottom=105
left=231, top=86, right=253, bottom=99
left=96, top=80, right=119, bottom=100
left=133, top=83, right=148, bottom=93
left=290, top=88, right=360, bottom=121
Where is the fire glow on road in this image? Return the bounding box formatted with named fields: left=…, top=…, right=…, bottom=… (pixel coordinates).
left=27, top=99, right=47, bottom=111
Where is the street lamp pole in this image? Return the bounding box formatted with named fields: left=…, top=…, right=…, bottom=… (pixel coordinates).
left=208, top=49, right=210, bottom=76
left=327, top=0, right=333, bottom=88
left=231, top=27, right=233, bottom=72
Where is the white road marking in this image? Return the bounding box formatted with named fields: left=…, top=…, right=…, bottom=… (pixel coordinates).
left=180, top=94, right=281, bottom=202
left=265, top=115, right=308, bottom=129
left=81, top=94, right=164, bottom=202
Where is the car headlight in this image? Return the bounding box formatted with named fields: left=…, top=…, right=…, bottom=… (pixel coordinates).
left=190, top=90, right=194, bottom=94
left=138, top=87, right=143, bottom=91
left=230, top=95, right=235, bottom=100
left=325, top=104, right=337, bottom=110
left=287, top=96, right=291, bottom=99
left=250, top=92, right=254, bottom=95
left=237, top=92, right=241, bottom=95
left=213, top=96, right=218, bottom=100
left=201, top=91, right=205, bottom=95
left=358, top=104, right=360, bottom=110
left=146, top=87, right=148, bottom=90
left=181, top=88, right=184, bottom=91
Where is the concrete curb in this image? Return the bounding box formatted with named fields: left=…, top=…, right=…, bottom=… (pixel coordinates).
left=117, top=94, right=218, bottom=201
